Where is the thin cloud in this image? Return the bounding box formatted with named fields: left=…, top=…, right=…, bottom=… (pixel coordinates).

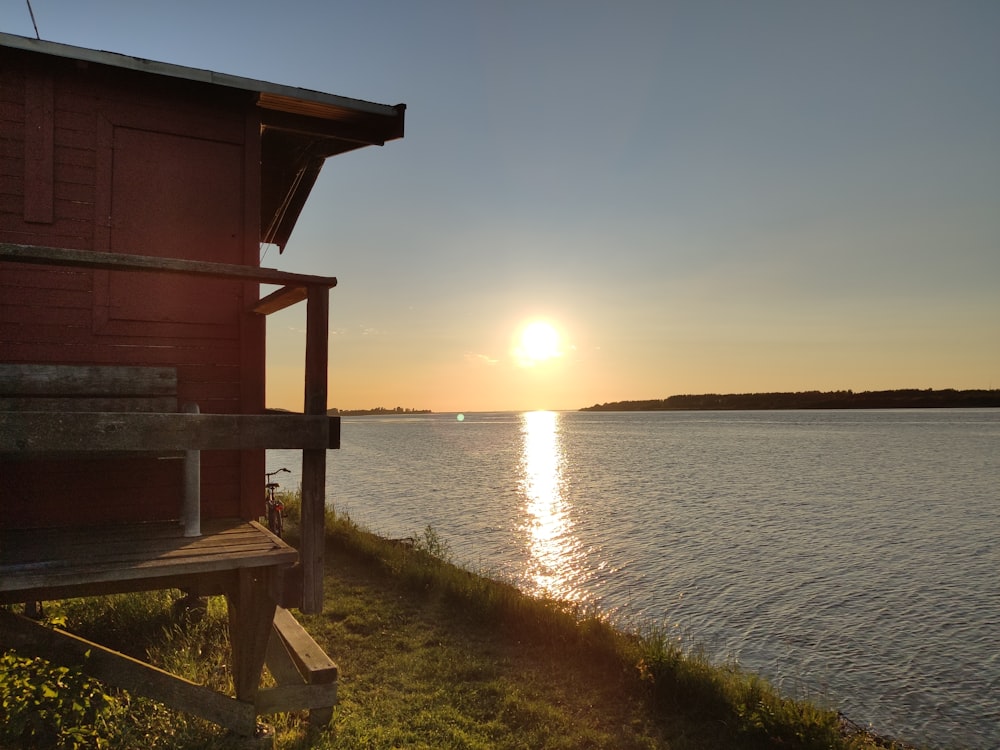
left=466, top=352, right=500, bottom=366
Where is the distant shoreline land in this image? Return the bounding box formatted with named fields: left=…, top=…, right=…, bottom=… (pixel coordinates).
left=581, top=389, right=1000, bottom=412
left=267, top=407, right=432, bottom=416
left=328, top=406, right=433, bottom=417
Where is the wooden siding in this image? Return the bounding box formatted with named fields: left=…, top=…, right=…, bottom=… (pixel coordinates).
left=0, top=46, right=266, bottom=527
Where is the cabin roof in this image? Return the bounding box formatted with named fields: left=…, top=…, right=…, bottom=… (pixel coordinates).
left=0, top=32, right=406, bottom=251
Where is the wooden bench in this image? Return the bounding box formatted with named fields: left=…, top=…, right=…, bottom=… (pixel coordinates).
left=0, top=363, right=203, bottom=536
left=0, top=362, right=339, bottom=737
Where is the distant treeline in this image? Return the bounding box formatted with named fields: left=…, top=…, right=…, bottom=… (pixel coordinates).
left=327, top=406, right=432, bottom=416
left=581, top=389, right=1000, bottom=412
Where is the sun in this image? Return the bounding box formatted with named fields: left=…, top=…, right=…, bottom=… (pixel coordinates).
left=515, top=320, right=563, bottom=367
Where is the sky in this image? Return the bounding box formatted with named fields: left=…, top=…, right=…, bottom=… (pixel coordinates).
left=6, top=1, right=999, bottom=412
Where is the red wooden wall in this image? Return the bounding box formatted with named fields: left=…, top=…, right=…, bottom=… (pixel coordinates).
left=1, top=46, right=266, bottom=528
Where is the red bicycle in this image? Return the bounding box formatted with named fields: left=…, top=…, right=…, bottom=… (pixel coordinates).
left=265, top=467, right=290, bottom=537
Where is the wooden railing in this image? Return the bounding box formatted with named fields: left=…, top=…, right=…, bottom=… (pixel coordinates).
left=1, top=241, right=337, bottom=613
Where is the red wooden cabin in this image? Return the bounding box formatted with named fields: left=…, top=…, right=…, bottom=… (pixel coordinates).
left=0, top=32, right=404, bottom=737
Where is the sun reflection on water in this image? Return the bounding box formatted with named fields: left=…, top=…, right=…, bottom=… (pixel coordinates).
left=519, top=410, right=583, bottom=602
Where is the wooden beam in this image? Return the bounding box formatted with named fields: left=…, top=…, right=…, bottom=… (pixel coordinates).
left=260, top=108, right=396, bottom=146
left=254, top=285, right=308, bottom=315
left=181, top=403, right=201, bottom=538
left=227, top=568, right=278, bottom=704
left=0, top=568, right=232, bottom=606
left=0, top=610, right=256, bottom=736
left=0, top=243, right=337, bottom=288
left=300, top=286, right=330, bottom=614
left=272, top=606, right=338, bottom=683
left=265, top=626, right=307, bottom=686
left=0, top=412, right=340, bottom=452
left=263, top=613, right=337, bottom=724
left=303, top=287, right=330, bottom=416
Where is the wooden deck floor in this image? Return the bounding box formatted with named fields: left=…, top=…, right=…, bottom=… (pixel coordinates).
left=0, top=519, right=297, bottom=599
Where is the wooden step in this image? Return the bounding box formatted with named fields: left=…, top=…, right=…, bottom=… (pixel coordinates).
left=259, top=606, right=338, bottom=723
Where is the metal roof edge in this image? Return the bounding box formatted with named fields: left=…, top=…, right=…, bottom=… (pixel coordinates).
left=0, top=31, right=403, bottom=118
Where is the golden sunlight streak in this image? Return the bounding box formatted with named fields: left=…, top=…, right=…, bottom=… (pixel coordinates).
left=513, top=320, right=563, bottom=367
left=518, top=410, right=583, bottom=601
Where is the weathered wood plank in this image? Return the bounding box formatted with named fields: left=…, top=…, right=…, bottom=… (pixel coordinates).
left=301, top=286, right=330, bottom=614
left=0, top=395, right=179, bottom=412
left=272, top=606, right=338, bottom=683
left=1, top=340, right=242, bottom=369
left=1, top=549, right=296, bottom=594
left=0, top=242, right=337, bottom=288
left=6, top=535, right=288, bottom=569
left=265, top=627, right=307, bottom=686
left=228, top=567, right=278, bottom=703
left=2, top=534, right=283, bottom=565
left=0, top=520, right=296, bottom=594
left=0, top=518, right=270, bottom=557
left=0, top=363, right=177, bottom=396
left=0, top=610, right=256, bottom=735
left=0, top=412, right=340, bottom=452
left=254, top=284, right=307, bottom=315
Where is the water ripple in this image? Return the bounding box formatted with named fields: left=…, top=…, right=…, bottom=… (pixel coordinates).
left=270, top=408, right=1000, bottom=749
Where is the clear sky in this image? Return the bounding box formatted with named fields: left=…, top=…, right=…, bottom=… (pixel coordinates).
left=8, top=1, right=999, bottom=412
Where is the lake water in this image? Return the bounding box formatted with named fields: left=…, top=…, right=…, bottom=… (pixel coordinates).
left=269, top=409, right=1000, bottom=749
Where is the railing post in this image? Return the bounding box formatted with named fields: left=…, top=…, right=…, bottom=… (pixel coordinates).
left=181, top=403, right=201, bottom=537
left=301, top=284, right=329, bottom=614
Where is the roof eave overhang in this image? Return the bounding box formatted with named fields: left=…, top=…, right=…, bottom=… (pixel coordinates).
left=258, top=98, right=406, bottom=250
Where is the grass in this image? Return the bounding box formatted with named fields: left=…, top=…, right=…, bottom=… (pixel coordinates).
left=1, top=492, right=920, bottom=749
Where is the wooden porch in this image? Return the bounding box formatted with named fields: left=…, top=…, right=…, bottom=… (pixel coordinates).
left=1, top=240, right=335, bottom=612
left=0, top=518, right=297, bottom=602
left=0, top=242, right=342, bottom=739
left=0, top=519, right=336, bottom=736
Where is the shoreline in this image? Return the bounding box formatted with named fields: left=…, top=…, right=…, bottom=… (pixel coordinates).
left=582, top=388, right=1000, bottom=412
